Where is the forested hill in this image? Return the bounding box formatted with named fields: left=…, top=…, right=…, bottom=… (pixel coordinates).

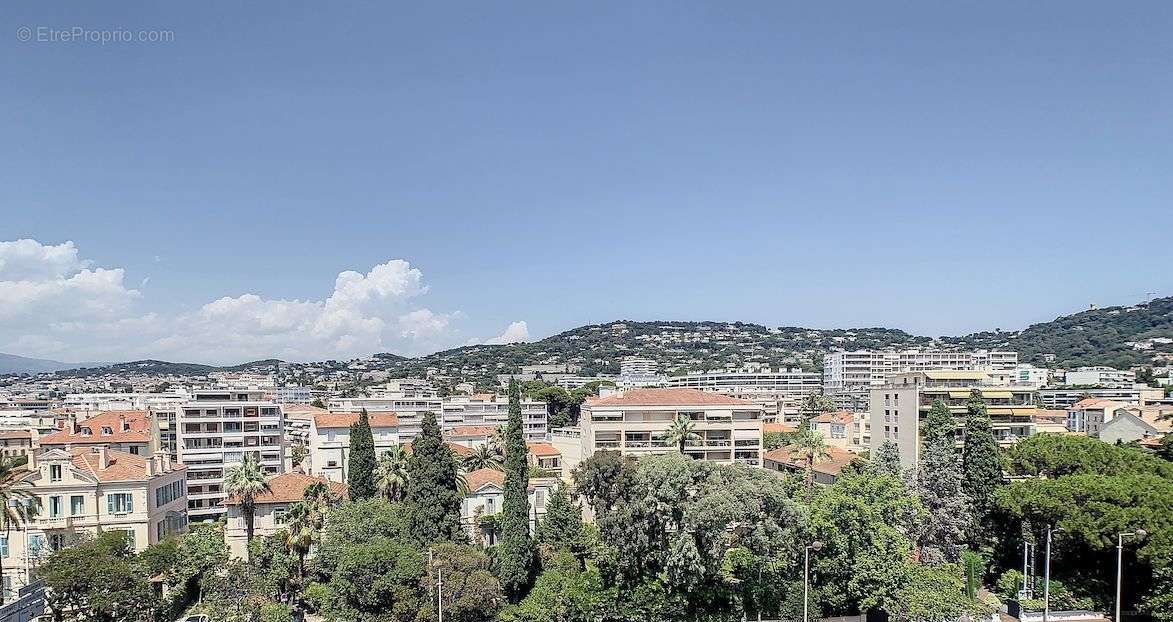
left=391, top=296, right=1173, bottom=379
left=10, top=298, right=1171, bottom=380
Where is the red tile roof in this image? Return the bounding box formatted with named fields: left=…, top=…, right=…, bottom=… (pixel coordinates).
left=39, top=411, right=152, bottom=446
left=402, top=441, right=474, bottom=457
left=69, top=447, right=184, bottom=482
left=812, top=411, right=854, bottom=425
left=447, top=425, right=499, bottom=438
left=463, top=467, right=504, bottom=492
left=1071, top=398, right=1124, bottom=410
left=313, top=412, right=398, bottom=428
left=764, top=445, right=856, bottom=477
left=526, top=442, right=560, bottom=457
left=223, top=472, right=346, bottom=506
left=585, top=388, right=757, bottom=407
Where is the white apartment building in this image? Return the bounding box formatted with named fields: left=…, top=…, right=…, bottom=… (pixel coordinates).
left=60, top=392, right=191, bottom=412
left=1010, top=364, right=1051, bottom=387
left=1064, top=366, right=1136, bottom=388
left=1038, top=386, right=1149, bottom=410
left=618, top=357, right=665, bottom=389
left=5, top=448, right=187, bottom=598
left=176, top=389, right=284, bottom=522
left=441, top=394, right=548, bottom=441
left=824, top=349, right=1019, bottom=395
left=578, top=388, right=764, bottom=466
left=665, top=367, right=822, bottom=401
left=870, top=371, right=1039, bottom=468
left=328, top=394, right=548, bottom=442
left=306, top=412, right=400, bottom=483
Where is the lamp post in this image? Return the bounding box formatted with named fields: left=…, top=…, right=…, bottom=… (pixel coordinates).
left=1021, top=540, right=1033, bottom=599
left=1115, top=529, right=1147, bottom=622
left=1043, top=525, right=1064, bottom=622
left=804, top=540, right=823, bottom=622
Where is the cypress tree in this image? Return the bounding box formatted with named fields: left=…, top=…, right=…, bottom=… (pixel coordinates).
left=870, top=440, right=904, bottom=479
left=498, top=379, right=535, bottom=602
left=536, top=484, right=585, bottom=557
left=917, top=400, right=969, bottom=564
left=961, top=389, right=1001, bottom=543
left=406, top=411, right=464, bottom=545
left=347, top=409, right=376, bottom=500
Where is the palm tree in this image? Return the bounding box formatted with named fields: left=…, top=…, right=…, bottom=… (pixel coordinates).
left=664, top=414, right=701, bottom=453
left=223, top=453, right=271, bottom=560
left=375, top=447, right=410, bottom=502
left=462, top=443, right=504, bottom=472
left=795, top=429, right=831, bottom=493
left=282, top=502, right=315, bottom=582
left=0, top=456, right=35, bottom=604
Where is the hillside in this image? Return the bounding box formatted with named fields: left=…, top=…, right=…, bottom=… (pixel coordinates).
left=7, top=297, right=1171, bottom=381
left=0, top=353, right=110, bottom=374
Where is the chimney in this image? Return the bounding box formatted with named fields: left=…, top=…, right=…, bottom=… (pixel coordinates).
left=97, top=447, right=108, bottom=470
left=27, top=450, right=37, bottom=471
left=145, top=455, right=156, bottom=477
left=119, top=414, right=129, bottom=432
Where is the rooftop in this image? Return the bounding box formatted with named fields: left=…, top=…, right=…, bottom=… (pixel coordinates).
left=585, top=388, right=757, bottom=407
left=313, top=412, right=399, bottom=429
left=39, top=410, right=152, bottom=445
left=224, top=472, right=346, bottom=506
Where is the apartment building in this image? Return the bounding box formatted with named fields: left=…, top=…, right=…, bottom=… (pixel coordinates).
left=665, top=367, right=822, bottom=401
left=1066, top=398, right=1128, bottom=435
left=1064, top=366, right=1136, bottom=388
left=578, top=388, right=764, bottom=466
left=328, top=395, right=440, bottom=440
left=869, top=371, right=1039, bottom=467
left=37, top=410, right=157, bottom=456
left=824, top=349, right=1019, bottom=395
left=306, top=412, right=399, bottom=483
left=223, top=472, right=346, bottom=558
left=618, top=357, right=665, bottom=389
left=0, top=431, right=32, bottom=459
left=441, top=394, right=548, bottom=441
left=5, top=448, right=187, bottom=598
left=1038, top=387, right=1147, bottom=410
left=176, top=389, right=284, bottom=522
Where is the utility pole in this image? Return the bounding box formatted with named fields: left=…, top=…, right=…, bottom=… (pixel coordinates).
left=437, top=567, right=444, bottom=622
left=1116, top=529, right=1147, bottom=622
left=1044, top=526, right=1064, bottom=622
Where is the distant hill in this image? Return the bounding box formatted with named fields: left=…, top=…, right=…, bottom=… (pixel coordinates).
left=0, top=353, right=109, bottom=374
left=8, top=297, right=1171, bottom=381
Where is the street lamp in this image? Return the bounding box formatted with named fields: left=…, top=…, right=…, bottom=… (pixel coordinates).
left=1043, top=525, right=1065, bottom=622
left=804, top=540, right=823, bottom=622
left=1115, top=529, right=1147, bottom=622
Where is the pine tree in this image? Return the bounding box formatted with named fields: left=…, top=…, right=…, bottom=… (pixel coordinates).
left=536, top=484, right=585, bottom=557
left=347, top=409, right=377, bottom=500
left=498, top=379, right=535, bottom=602
left=961, top=390, right=1001, bottom=544
left=870, top=440, right=904, bottom=479
left=406, top=411, right=464, bottom=545
left=917, top=400, right=969, bottom=564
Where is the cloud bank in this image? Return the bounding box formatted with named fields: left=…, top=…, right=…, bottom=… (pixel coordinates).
left=0, top=239, right=529, bottom=365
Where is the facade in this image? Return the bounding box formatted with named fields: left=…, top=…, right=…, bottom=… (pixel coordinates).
left=665, top=367, right=822, bottom=401
left=0, top=431, right=32, bottom=459
left=176, top=389, right=284, bottom=522
left=306, top=412, right=399, bottom=483
left=1010, top=364, right=1051, bottom=387
left=1097, top=407, right=1173, bottom=445
left=37, top=410, right=157, bottom=456
left=1039, top=387, right=1143, bottom=410
left=440, top=394, right=548, bottom=441
left=459, top=468, right=561, bottom=544
left=809, top=411, right=869, bottom=453
left=578, top=388, right=764, bottom=466
left=1064, top=366, right=1136, bottom=388
left=223, top=472, right=346, bottom=558
left=1066, top=399, right=1127, bottom=435
left=823, top=349, right=1019, bottom=396
left=869, top=371, right=1039, bottom=467
left=5, top=448, right=187, bottom=598
left=618, top=356, right=665, bottom=389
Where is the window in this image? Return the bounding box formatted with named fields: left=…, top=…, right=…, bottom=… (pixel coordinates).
left=70, top=495, right=85, bottom=516
left=0, top=536, right=7, bottom=558
left=107, top=493, right=134, bottom=515
left=48, top=496, right=63, bottom=518
left=486, top=498, right=495, bottom=513
left=122, top=529, right=136, bottom=549
left=49, top=533, right=67, bottom=551
left=274, top=509, right=287, bottom=524
left=49, top=464, right=62, bottom=482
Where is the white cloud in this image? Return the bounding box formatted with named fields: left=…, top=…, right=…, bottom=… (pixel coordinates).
left=484, top=321, right=530, bottom=345
left=0, top=240, right=479, bottom=364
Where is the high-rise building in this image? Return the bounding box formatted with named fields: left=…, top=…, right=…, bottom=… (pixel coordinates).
left=824, top=349, right=1019, bottom=399
left=176, top=389, right=284, bottom=522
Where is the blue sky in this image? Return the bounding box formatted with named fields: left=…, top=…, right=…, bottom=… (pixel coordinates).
left=1, top=2, right=1170, bottom=364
